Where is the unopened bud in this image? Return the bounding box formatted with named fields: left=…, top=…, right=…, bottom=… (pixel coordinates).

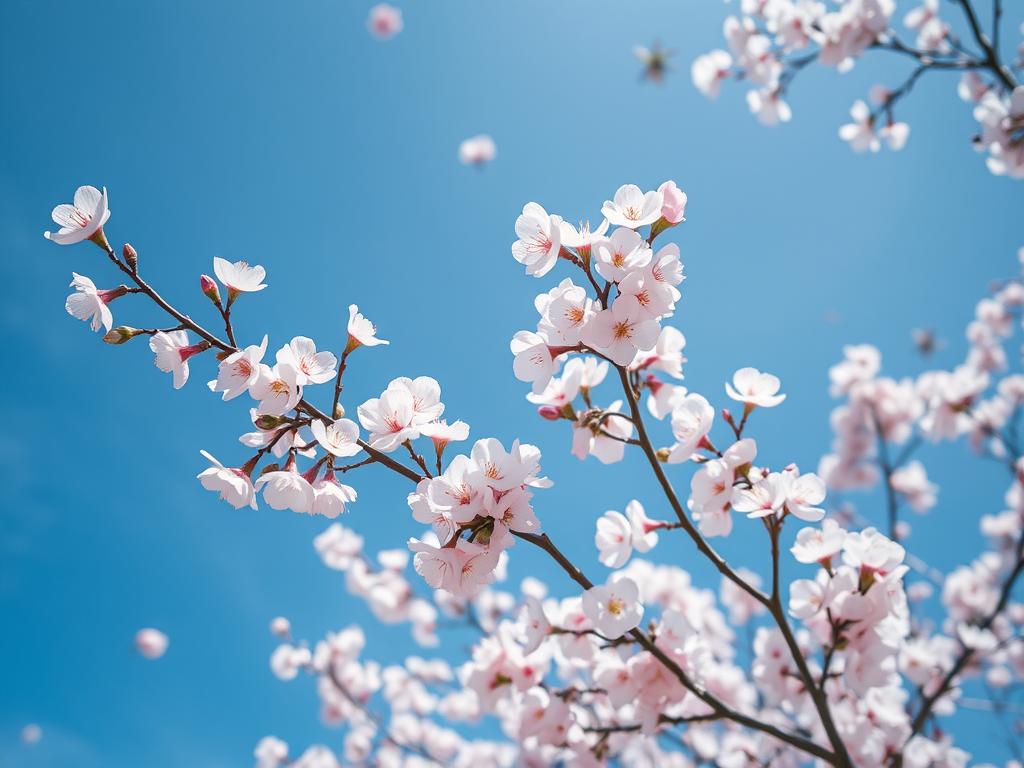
left=103, top=326, right=141, bottom=345
left=655, top=448, right=671, bottom=463
left=255, top=415, right=287, bottom=430
left=123, top=243, right=138, bottom=271
left=200, top=274, right=221, bottom=304
left=333, top=403, right=346, bottom=419
left=537, top=406, right=561, bottom=421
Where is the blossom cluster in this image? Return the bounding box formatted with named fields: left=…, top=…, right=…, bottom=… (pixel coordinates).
left=43, top=182, right=1024, bottom=766
left=692, top=0, right=1024, bottom=178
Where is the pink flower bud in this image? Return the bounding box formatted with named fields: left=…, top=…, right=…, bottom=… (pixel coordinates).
left=200, top=274, right=221, bottom=304
left=658, top=180, right=688, bottom=224
left=538, top=406, right=561, bottom=421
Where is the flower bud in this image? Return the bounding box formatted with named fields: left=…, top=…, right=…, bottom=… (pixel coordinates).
left=655, top=448, right=671, bottom=463
left=658, top=180, right=687, bottom=225
left=537, top=406, right=561, bottom=421
left=103, top=326, right=141, bottom=345
left=334, top=403, right=346, bottom=419
left=255, top=414, right=287, bottom=430
left=123, top=243, right=138, bottom=271
left=200, top=274, right=222, bottom=304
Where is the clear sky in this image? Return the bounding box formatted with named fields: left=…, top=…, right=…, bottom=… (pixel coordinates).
left=2, top=1, right=1024, bottom=766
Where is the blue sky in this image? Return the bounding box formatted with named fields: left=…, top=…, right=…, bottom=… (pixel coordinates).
left=2, top=0, right=1024, bottom=765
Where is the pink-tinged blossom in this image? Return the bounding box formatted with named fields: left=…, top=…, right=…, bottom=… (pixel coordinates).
left=646, top=242, right=685, bottom=301
left=601, top=184, right=664, bottom=229
left=591, top=227, right=651, bottom=283
left=784, top=469, right=827, bottom=522
left=150, top=330, right=203, bottom=389
left=212, top=256, right=267, bottom=294
left=458, top=134, right=496, bottom=166
left=558, top=218, right=609, bottom=254
left=358, top=387, right=419, bottom=451
left=270, top=643, right=312, bottom=680
left=581, top=298, right=660, bottom=366
left=409, top=539, right=499, bottom=598
left=632, top=325, right=687, bottom=379
left=595, top=510, right=633, bottom=568
left=312, top=472, right=357, bottom=518
left=644, top=376, right=687, bottom=420
left=843, top=526, right=906, bottom=576
left=310, top=418, right=362, bottom=458
left=135, top=628, right=169, bottom=659
left=692, top=50, right=732, bottom=98
left=536, top=278, right=595, bottom=346
left=44, top=185, right=110, bottom=246
left=277, top=337, right=336, bottom=386
left=208, top=336, right=267, bottom=400
left=582, top=575, right=644, bottom=639
left=197, top=450, right=257, bottom=509
left=255, top=458, right=316, bottom=513
left=347, top=304, right=389, bottom=350
left=666, top=393, right=715, bottom=463
left=65, top=273, right=114, bottom=332
left=792, top=518, right=847, bottom=565
left=367, top=3, right=402, bottom=39
left=691, top=438, right=757, bottom=537
left=510, top=330, right=560, bottom=393
left=250, top=363, right=303, bottom=415
left=511, top=202, right=563, bottom=278
left=733, top=471, right=790, bottom=519
left=840, top=100, right=881, bottom=153
left=726, top=366, right=786, bottom=408
left=419, top=419, right=470, bottom=457
left=386, top=376, right=444, bottom=424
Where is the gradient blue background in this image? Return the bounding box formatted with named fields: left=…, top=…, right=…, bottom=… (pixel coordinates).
left=2, top=1, right=1024, bottom=765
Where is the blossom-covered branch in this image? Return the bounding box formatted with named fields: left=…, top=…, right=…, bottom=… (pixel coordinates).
left=44, top=181, right=1024, bottom=766
left=692, top=0, right=1024, bottom=178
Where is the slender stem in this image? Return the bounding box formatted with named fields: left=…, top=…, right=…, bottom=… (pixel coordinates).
left=956, top=0, right=1017, bottom=89
left=871, top=410, right=902, bottom=542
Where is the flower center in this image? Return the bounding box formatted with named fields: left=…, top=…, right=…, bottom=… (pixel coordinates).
left=613, top=321, right=633, bottom=340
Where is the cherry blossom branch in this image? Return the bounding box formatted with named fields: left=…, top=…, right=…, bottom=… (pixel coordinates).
left=871, top=410, right=903, bottom=542
left=512, top=530, right=838, bottom=763
left=904, top=532, right=1024, bottom=743
left=956, top=0, right=1016, bottom=89
left=100, top=243, right=424, bottom=485
left=613, top=365, right=853, bottom=767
